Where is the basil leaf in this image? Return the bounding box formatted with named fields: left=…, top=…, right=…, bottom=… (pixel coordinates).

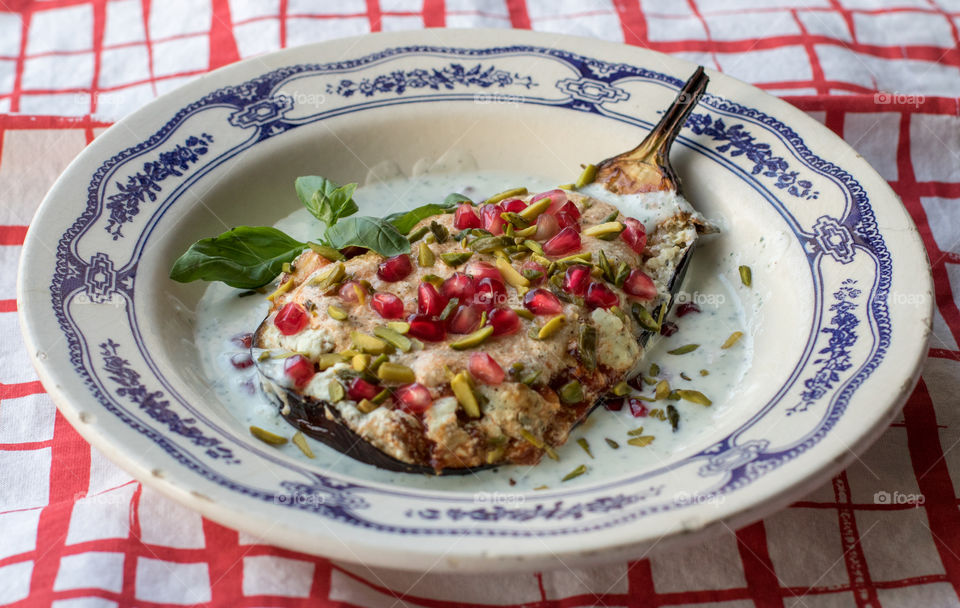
left=325, top=216, right=410, bottom=257
left=444, top=192, right=472, bottom=205
left=389, top=203, right=455, bottom=235
left=169, top=226, right=306, bottom=289
left=295, top=176, right=359, bottom=226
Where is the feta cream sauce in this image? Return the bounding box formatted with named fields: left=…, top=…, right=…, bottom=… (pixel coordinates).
left=194, top=170, right=752, bottom=492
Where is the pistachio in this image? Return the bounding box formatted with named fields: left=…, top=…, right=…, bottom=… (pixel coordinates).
left=439, top=297, right=460, bottom=321
left=680, top=372, right=692, bottom=381
left=250, top=426, right=287, bottom=445
left=328, top=380, right=345, bottom=402
left=407, top=225, right=430, bottom=244
left=562, top=464, right=588, bottom=482
left=667, top=404, right=680, bottom=431
left=517, top=196, right=551, bottom=222
left=292, top=431, right=315, bottom=458
left=739, top=265, right=752, bottom=287
left=519, top=369, right=541, bottom=386
left=578, top=324, right=598, bottom=371
left=281, top=262, right=293, bottom=274
left=721, top=331, right=744, bottom=349
left=387, top=321, right=410, bottom=334
left=522, top=239, right=544, bottom=256
left=575, top=163, right=597, bottom=189
left=501, top=211, right=531, bottom=228
left=350, top=331, right=393, bottom=355
left=308, top=242, right=346, bottom=261
left=374, top=326, right=412, bottom=352
left=514, top=225, right=538, bottom=238
left=317, top=353, right=344, bottom=370
left=556, top=252, right=592, bottom=265
left=601, top=210, right=620, bottom=223
left=614, top=262, right=629, bottom=287
left=514, top=307, right=535, bottom=321
left=559, top=380, right=584, bottom=404
left=350, top=282, right=366, bottom=305
left=421, top=274, right=444, bottom=287
left=440, top=251, right=473, bottom=267
left=612, top=381, right=630, bottom=396
left=655, top=379, right=670, bottom=400
left=605, top=438, right=620, bottom=449
left=352, top=353, right=370, bottom=372
left=357, top=398, right=379, bottom=413
left=519, top=429, right=557, bottom=460
left=582, top=221, right=624, bottom=238
left=699, top=369, right=710, bottom=376
left=521, top=268, right=544, bottom=282
left=429, top=220, right=449, bottom=243
left=418, top=242, right=435, bottom=267
left=631, top=303, right=660, bottom=332
left=266, top=278, right=295, bottom=301
left=485, top=187, right=528, bottom=205
left=577, top=437, right=594, bottom=458
left=309, top=262, right=346, bottom=290
left=424, top=232, right=437, bottom=244
left=537, top=313, right=567, bottom=339
left=377, top=362, right=416, bottom=384
left=677, top=389, right=712, bottom=406
left=496, top=256, right=530, bottom=288
left=468, top=235, right=513, bottom=253
left=327, top=304, right=348, bottom=321
left=627, top=436, right=655, bottom=447
left=451, top=372, right=481, bottom=417
left=668, top=344, right=699, bottom=355
left=369, top=353, right=388, bottom=373
left=372, top=388, right=392, bottom=404
left=597, top=249, right=614, bottom=283
left=627, top=426, right=645, bottom=436
left=649, top=363, right=660, bottom=376
left=450, top=325, right=494, bottom=350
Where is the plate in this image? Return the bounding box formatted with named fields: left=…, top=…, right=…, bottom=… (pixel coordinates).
left=18, top=29, right=932, bottom=572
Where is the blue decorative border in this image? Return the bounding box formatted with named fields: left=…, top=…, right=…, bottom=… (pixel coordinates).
left=48, top=44, right=892, bottom=536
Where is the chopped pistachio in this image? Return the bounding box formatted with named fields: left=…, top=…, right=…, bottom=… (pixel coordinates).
left=496, top=256, right=530, bottom=288
left=739, top=265, right=752, bottom=287
left=485, top=187, right=527, bottom=205
left=328, top=380, right=345, bottom=402
left=451, top=372, right=480, bottom=417
left=655, top=379, right=670, bottom=400
left=518, top=196, right=551, bottom=221
left=372, top=388, right=391, bottom=405
left=468, top=235, right=513, bottom=253
left=308, top=242, right=346, bottom=261
left=429, top=220, right=449, bottom=244
left=281, top=262, right=293, bottom=274
left=632, top=303, right=660, bottom=332
left=309, top=262, right=346, bottom=290
left=501, top=211, right=531, bottom=228
left=627, top=426, right=645, bottom=436
left=418, top=242, right=435, bottom=267
left=357, top=398, right=379, bottom=413
left=559, top=380, right=584, bottom=404
left=387, top=321, right=410, bottom=334
left=406, top=225, right=430, bottom=244
left=292, top=431, right=315, bottom=458
left=577, top=437, right=594, bottom=458
left=374, top=326, right=413, bottom=352
left=667, top=405, right=680, bottom=432
left=650, top=363, right=660, bottom=376
left=439, top=297, right=460, bottom=321
left=250, top=426, right=287, bottom=445
left=368, top=353, right=388, bottom=373
left=377, top=362, right=416, bottom=383
left=721, top=331, right=744, bottom=349
left=605, top=438, right=620, bottom=449
left=266, top=278, right=295, bottom=301
left=601, top=210, right=620, bottom=223
left=317, top=353, right=344, bottom=371
left=522, top=239, right=544, bottom=256
left=350, top=331, right=393, bottom=355
left=519, top=369, right=541, bottom=386
left=514, top=225, right=537, bottom=238
left=533, top=485, right=549, bottom=490
left=351, top=353, right=370, bottom=372
left=582, top=221, right=624, bottom=238
left=440, top=251, right=473, bottom=267
left=514, top=307, right=535, bottom=321
left=680, top=371, right=692, bottom=381
left=699, top=369, right=710, bottom=376
left=422, top=274, right=444, bottom=287
left=522, top=269, right=544, bottom=282
left=667, top=344, right=700, bottom=355
left=627, top=436, right=655, bottom=447
left=677, top=389, right=712, bottom=406
left=578, top=324, right=598, bottom=371
left=562, top=464, right=588, bottom=482
left=424, top=232, right=437, bottom=244
left=537, top=313, right=567, bottom=339
left=351, top=282, right=366, bottom=305
left=614, top=262, right=630, bottom=287
left=612, top=381, right=630, bottom=396
left=327, top=304, right=348, bottom=321
left=450, top=325, right=494, bottom=350
left=556, top=252, right=592, bottom=265
left=574, top=163, right=597, bottom=189
left=504, top=222, right=515, bottom=238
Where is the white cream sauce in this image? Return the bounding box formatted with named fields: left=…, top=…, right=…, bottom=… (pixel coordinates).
left=194, top=170, right=752, bottom=492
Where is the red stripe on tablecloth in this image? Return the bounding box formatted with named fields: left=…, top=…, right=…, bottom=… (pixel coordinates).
left=89, top=0, right=106, bottom=119
left=686, top=0, right=720, bottom=71
left=905, top=379, right=960, bottom=601
left=625, top=559, right=660, bottom=607
left=140, top=0, right=159, bottom=97
left=210, top=0, right=241, bottom=70
left=0, top=300, right=16, bottom=312
left=423, top=0, right=445, bottom=27
left=118, top=483, right=143, bottom=603
left=792, top=9, right=829, bottom=96
left=279, top=0, right=288, bottom=48
left=735, top=522, right=783, bottom=608
left=827, top=0, right=858, bottom=44
left=0, top=381, right=45, bottom=399
left=833, top=472, right=881, bottom=606
left=8, top=8, right=30, bottom=113
left=505, top=0, right=531, bottom=30
left=202, top=520, right=245, bottom=604
left=612, top=0, right=647, bottom=48
left=366, top=0, right=382, bottom=32
left=0, top=225, right=28, bottom=245
left=930, top=348, right=960, bottom=361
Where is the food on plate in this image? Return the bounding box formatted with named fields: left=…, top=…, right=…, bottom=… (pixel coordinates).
left=171, top=67, right=713, bottom=473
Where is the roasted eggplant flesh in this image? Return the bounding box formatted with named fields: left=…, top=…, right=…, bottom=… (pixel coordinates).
left=253, top=67, right=712, bottom=474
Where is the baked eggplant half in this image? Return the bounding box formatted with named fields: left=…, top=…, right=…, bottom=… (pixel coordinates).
left=252, top=67, right=712, bottom=474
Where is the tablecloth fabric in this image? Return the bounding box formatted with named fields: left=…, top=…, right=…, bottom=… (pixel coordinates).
left=1, top=0, right=959, bottom=606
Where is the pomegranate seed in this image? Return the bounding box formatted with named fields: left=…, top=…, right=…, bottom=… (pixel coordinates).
left=534, top=212, right=560, bottom=241
left=475, top=277, right=507, bottom=310
left=531, top=189, right=567, bottom=215
left=660, top=321, right=679, bottom=336
left=520, top=260, right=546, bottom=285
left=501, top=198, right=528, bottom=213
left=480, top=203, right=506, bottom=235
left=542, top=227, right=582, bottom=256
left=407, top=314, right=447, bottom=342
left=274, top=302, right=308, bottom=335
left=347, top=377, right=379, bottom=401
left=446, top=304, right=482, bottom=334
left=377, top=254, right=413, bottom=282
left=395, top=383, right=433, bottom=413
left=628, top=397, right=648, bottom=418
left=620, top=217, right=647, bottom=254
left=284, top=354, right=315, bottom=388
left=230, top=353, right=253, bottom=369
left=371, top=292, right=404, bottom=319
left=454, top=204, right=481, bottom=229
left=677, top=302, right=701, bottom=316
left=586, top=282, right=619, bottom=309
left=469, top=352, right=505, bottom=385
left=604, top=397, right=624, bottom=411
left=231, top=332, right=253, bottom=349
left=489, top=308, right=521, bottom=336
left=555, top=210, right=580, bottom=231
left=557, top=200, right=580, bottom=220
left=339, top=280, right=365, bottom=303
left=563, top=264, right=591, bottom=295
left=622, top=269, right=657, bottom=301
left=465, top=261, right=501, bottom=283
left=417, top=282, right=447, bottom=316
left=523, top=288, right=563, bottom=315
left=441, top=272, right=476, bottom=303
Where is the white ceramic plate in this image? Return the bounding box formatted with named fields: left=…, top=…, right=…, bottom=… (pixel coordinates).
left=19, top=29, right=932, bottom=572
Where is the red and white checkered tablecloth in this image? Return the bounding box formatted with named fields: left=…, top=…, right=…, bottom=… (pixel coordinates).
left=2, top=0, right=959, bottom=606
